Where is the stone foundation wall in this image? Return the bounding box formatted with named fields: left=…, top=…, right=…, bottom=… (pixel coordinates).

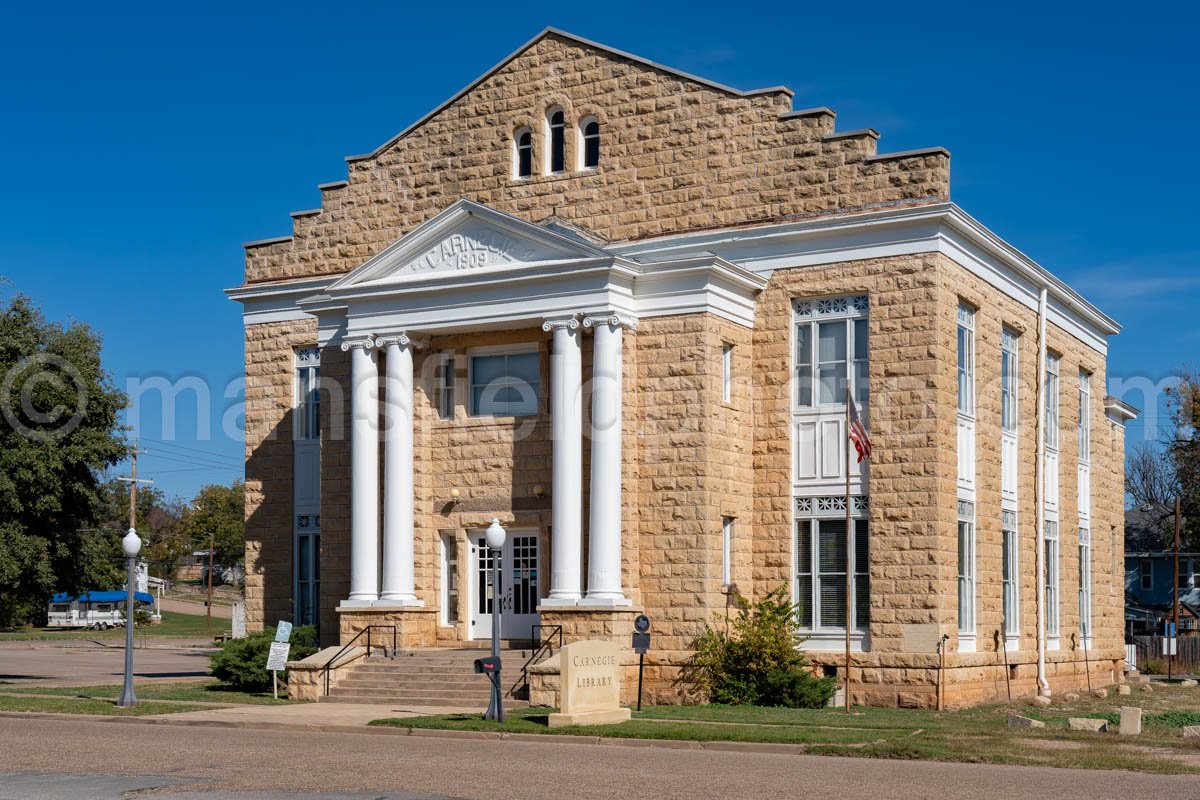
left=336, top=607, right=439, bottom=650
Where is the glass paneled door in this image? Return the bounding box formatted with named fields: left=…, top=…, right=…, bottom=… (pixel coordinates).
left=469, top=530, right=540, bottom=641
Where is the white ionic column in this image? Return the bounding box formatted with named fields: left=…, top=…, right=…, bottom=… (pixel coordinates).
left=378, top=332, right=425, bottom=606
left=582, top=313, right=634, bottom=605
left=340, top=335, right=379, bottom=605
left=542, top=316, right=583, bottom=604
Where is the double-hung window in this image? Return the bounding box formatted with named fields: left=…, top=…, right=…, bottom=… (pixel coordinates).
left=1078, top=370, right=1091, bottom=462
left=437, top=351, right=456, bottom=420
left=1078, top=526, right=1092, bottom=640
left=1140, top=558, right=1153, bottom=591
left=1045, top=520, right=1060, bottom=638
left=957, top=500, right=976, bottom=635
left=1001, top=329, right=1018, bottom=433
left=1002, top=509, right=1019, bottom=637
left=957, top=305, right=975, bottom=416
left=469, top=349, right=539, bottom=417
left=794, top=295, right=868, bottom=410
left=295, top=348, right=320, bottom=441
left=546, top=109, right=565, bottom=174
left=795, top=515, right=869, bottom=633
left=1045, top=354, right=1061, bottom=449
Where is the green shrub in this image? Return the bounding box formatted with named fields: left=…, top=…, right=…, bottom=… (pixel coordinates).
left=683, top=586, right=836, bottom=708
left=208, top=625, right=317, bottom=691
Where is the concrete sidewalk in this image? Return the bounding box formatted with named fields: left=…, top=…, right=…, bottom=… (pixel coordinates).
left=145, top=701, right=481, bottom=729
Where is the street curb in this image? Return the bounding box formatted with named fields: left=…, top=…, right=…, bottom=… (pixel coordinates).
left=0, top=711, right=813, bottom=755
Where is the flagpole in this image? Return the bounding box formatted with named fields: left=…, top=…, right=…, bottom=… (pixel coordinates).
left=845, top=386, right=852, bottom=713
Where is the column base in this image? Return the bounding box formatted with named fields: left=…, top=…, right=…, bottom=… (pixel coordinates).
left=538, top=597, right=580, bottom=610
left=578, top=595, right=632, bottom=608
left=338, top=598, right=378, bottom=609
left=375, top=596, right=425, bottom=607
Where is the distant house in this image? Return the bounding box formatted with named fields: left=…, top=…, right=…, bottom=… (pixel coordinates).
left=1125, top=502, right=1198, bottom=636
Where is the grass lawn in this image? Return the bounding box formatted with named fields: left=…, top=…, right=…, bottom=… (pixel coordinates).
left=3, top=679, right=299, bottom=705
left=370, top=684, right=1200, bottom=774
left=0, top=694, right=218, bottom=716
left=0, top=610, right=228, bottom=641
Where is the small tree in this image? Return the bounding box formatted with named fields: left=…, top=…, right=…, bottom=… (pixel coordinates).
left=684, top=586, right=835, bottom=708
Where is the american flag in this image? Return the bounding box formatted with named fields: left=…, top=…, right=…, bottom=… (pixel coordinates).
left=848, top=395, right=872, bottom=463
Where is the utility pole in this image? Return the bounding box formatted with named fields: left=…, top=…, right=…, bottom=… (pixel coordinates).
left=117, top=438, right=153, bottom=589
left=206, top=529, right=215, bottom=635
left=1173, top=496, right=1182, bottom=680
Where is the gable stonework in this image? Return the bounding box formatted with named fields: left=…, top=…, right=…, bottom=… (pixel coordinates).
left=244, top=32, right=948, bottom=284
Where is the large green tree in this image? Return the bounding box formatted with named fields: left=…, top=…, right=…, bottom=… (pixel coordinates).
left=178, top=481, right=245, bottom=569
left=95, top=478, right=186, bottom=580
left=0, top=292, right=128, bottom=626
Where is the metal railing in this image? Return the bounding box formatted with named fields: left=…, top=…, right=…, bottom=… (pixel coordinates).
left=320, top=625, right=397, bottom=696
left=508, top=624, right=563, bottom=699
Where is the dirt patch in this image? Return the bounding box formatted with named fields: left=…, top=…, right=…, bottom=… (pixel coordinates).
left=1020, top=739, right=1088, bottom=751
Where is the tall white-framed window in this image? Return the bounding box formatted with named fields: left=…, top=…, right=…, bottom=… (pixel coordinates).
left=439, top=531, right=459, bottom=626
left=1078, top=526, right=1092, bottom=642
left=1001, top=329, right=1019, bottom=433
left=794, top=497, right=869, bottom=644
left=721, top=516, right=734, bottom=587
left=545, top=108, right=565, bottom=174
left=957, top=499, right=976, bottom=641
left=722, top=344, right=733, bottom=403
left=957, top=305, right=976, bottom=416
left=513, top=127, right=533, bottom=179
left=579, top=116, right=599, bottom=170
left=1002, top=509, right=1019, bottom=639
left=436, top=350, right=456, bottom=420
left=295, top=514, right=320, bottom=627
left=1045, top=520, right=1060, bottom=640
left=295, top=347, right=320, bottom=440
left=468, top=346, right=539, bottom=417
left=793, top=295, right=869, bottom=410
left=1078, top=369, right=1091, bottom=462
left=1045, top=353, right=1061, bottom=449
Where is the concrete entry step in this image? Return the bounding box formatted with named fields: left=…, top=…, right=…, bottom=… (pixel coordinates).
left=321, top=644, right=536, bottom=709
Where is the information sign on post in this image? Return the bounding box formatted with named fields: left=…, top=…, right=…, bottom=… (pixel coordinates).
left=275, top=620, right=293, bottom=643
left=631, top=615, right=651, bottom=711
left=266, top=640, right=291, bottom=699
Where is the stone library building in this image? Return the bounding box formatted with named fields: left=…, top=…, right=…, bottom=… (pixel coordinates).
left=228, top=28, right=1137, bottom=708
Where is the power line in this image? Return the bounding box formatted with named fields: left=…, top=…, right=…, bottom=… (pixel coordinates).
left=137, top=437, right=243, bottom=463
left=140, top=451, right=243, bottom=471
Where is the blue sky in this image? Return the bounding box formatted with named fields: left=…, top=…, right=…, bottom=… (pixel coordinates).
left=1, top=1, right=1196, bottom=499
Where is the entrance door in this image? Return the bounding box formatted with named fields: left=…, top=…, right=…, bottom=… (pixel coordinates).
left=470, top=530, right=540, bottom=641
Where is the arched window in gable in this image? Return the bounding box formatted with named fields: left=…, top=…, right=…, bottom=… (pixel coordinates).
left=580, top=117, right=600, bottom=170
left=514, top=127, right=532, bottom=179
left=546, top=108, right=565, bottom=174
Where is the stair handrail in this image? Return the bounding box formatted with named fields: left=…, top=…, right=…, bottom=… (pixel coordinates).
left=320, top=624, right=398, bottom=696
left=509, top=624, right=563, bottom=699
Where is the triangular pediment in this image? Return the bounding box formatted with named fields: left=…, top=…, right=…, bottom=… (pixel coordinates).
left=329, top=199, right=611, bottom=290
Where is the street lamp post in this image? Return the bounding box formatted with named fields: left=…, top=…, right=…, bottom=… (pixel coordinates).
left=484, top=518, right=506, bottom=722
left=117, top=527, right=142, bottom=708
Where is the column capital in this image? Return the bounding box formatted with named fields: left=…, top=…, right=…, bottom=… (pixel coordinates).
left=582, top=312, right=638, bottom=331
left=542, top=316, right=581, bottom=333
left=375, top=331, right=428, bottom=350
left=340, top=335, right=376, bottom=352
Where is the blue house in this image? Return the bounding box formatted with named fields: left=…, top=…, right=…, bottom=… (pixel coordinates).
left=1125, top=503, right=1198, bottom=636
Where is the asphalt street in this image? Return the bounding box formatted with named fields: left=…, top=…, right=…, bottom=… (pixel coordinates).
left=1, top=717, right=1196, bottom=800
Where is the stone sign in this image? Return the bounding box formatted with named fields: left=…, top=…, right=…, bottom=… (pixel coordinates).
left=548, top=639, right=631, bottom=728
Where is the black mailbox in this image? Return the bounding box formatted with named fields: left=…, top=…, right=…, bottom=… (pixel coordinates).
left=474, top=657, right=502, bottom=674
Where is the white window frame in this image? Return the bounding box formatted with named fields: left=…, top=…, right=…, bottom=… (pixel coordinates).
left=957, top=304, right=976, bottom=417
left=437, top=349, right=456, bottom=420
left=1045, top=353, right=1061, bottom=450
left=722, top=344, right=733, bottom=404
left=721, top=516, right=733, bottom=587
left=439, top=531, right=459, bottom=627
left=578, top=116, right=599, bottom=170
left=1002, top=509, right=1019, bottom=641
left=1078, top=369, right=1091, bottom=463
left=545, top=107, right=565, bottom=175
left=793, top=295, right=869, bottom=411
left=793, top=499, right=870, bottom=650
left=513, top=127, right=533, bottom=179
left=1045, top=519, right=1060, bottom=642
left=294, top=348, right=321, bottom=441
left=1078, top=526, right=1092, bottom=643
left=1001, top=328, right=1019, bottom=432
left=467, top=344, right=540, bottom=418
left=957, top=499, right=976, bottom=646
